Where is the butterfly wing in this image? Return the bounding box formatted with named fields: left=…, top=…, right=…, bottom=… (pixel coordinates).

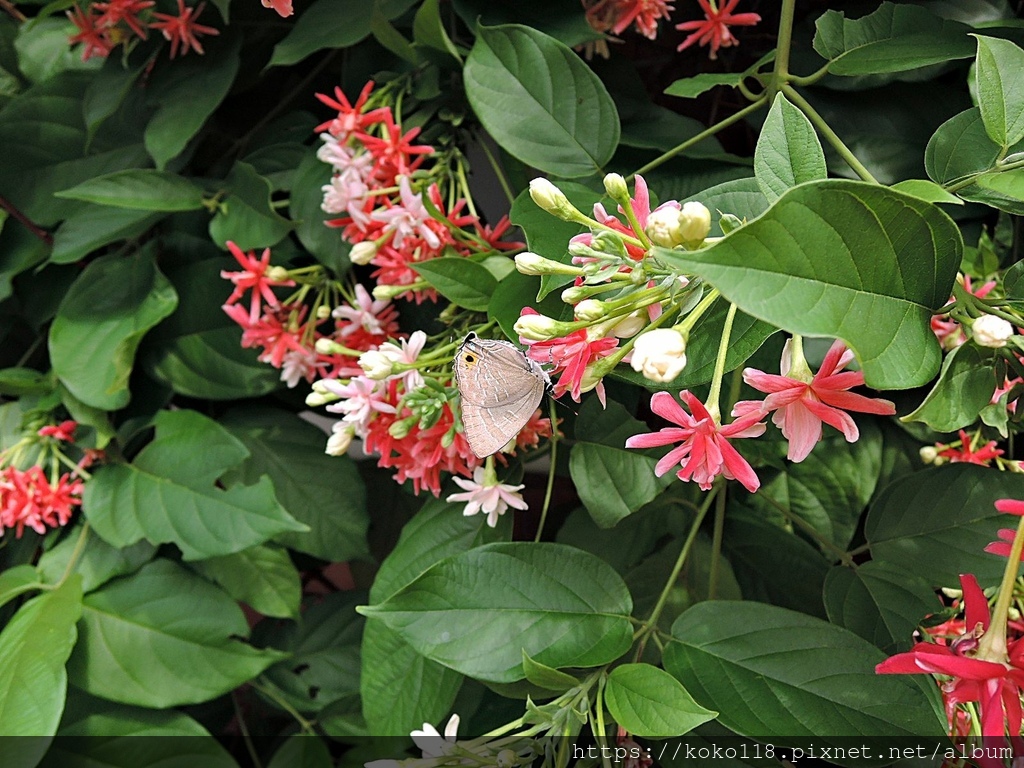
left=455, top=337, right=547, bottom=458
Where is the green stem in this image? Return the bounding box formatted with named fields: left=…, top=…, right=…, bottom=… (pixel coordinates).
left=232, top=692, right=263, bottom=768
left=630, top=98, right=768, bottom=179
left=477, top=137, right=515, bottom=205
left=251, top=681, right=316, bottom=734
left=674, top=287, right=721, bottom=338
left=788, top=62, right=833, bottom=88
left=757, top=491, right=854, bottom=565
left=705, top=302, right=738, bottom=421
left=595, top=679, right=613, bottom=768
left=781, top=85, right=878, bottom=184
left=769, top=0, right=797, bottom=94
left=634, top=483, right=719, bottom=659
left=53, top=522, right=90, bottom=589
left=708, top=481, right=727, bottom=599
left=534, top=397, right=559, bottom=543
left=979, top=512, right=1024, bottom=660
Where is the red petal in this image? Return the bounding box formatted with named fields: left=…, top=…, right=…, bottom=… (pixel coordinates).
left=996, top=499, right=1024, bottom=516
left=960, top=573, right=991, bottom=632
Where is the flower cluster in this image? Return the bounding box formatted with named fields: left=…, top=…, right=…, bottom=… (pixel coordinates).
left=579, top=0, right=760, bottom=58
left=0, top=420, right=94, bottom=539
left=877, top=498, right=1024, bottom=753
left=67, top=0, right=218, bottom=61
left=315, top=81, right=519, bottom=304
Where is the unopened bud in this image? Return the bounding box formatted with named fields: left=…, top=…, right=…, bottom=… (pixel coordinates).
left=645, top=206, right=685, bottom=248
left=350, top=241, right=378, bottom=265
left=325, top=424, right=355, bottom=456
left=315, top=337, right=340, bottom=355
left=972, top=314, right=1014, bottom=348
left=514, top=313, right=568, bottom=341
left=515, top=252, right=581, bottom=276
left=603, top=172, right=629, bottom=203
left=496, top=750, right=519, bottom=768
left=388, top=417, right=414, bottom=439
left=719, top=212, right=743, bottom=234
left=316, top=305, right=331, bottom=320
left=561, top=285, right=591, bottom=304
left=611, top=311, right=646, bottom=338
left=919, top=445, right=938, bottom=464
left=305, top=391, right=329, bottom=407
left=630, top=328, right=687, bottom=383
left=678, top=201, right=711, bottom=247
left=529, top=178, right=576, bottom=220
left=267, top=265, right=290, bottom=282
left=359, top=351, right=394, bottom=379
left=574, top=299, right=606, bottom=322
left=373, top=284, right=406, bottom=301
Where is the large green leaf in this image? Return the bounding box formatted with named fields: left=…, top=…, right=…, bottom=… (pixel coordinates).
left=142, top=258, right=282, bottom=400
left=192, top=544, right=301, bottom=619
left=813, top=3, right=973, bottom=76
left=902, top=344, right=997, bottom=432
left=51, top=206, right=163, bottom=265
left=220, top=408, right=368, bottom=562
left=208, top=162, right=294, bottom=250
left=865, top=464, right=1024, bottom=586
left=362, top=497, right=509, bottom=733
left=144, top=35, right=240, bottom=169
left=268, top=0, right=376, bottom=67
left=38, top=525, right=154, bottom=593
left=361, top=542, right=633, bottom=683
left=974, top=34, right=1024, bottom=148
left=824, top=562, right=938, bottom=655
left=464, top=24, right=619, bottom=178
left=67, top=560, right=284, bottom=707
left=413, top=257, right=497, bottom=312
left=84, top=410, right=306, bottom=560
left=604, top=663, right=716, bottom=738
left=664, top=602, right=944, bottom=740
left=0, top=578, right=81, bottom=736
left=925, top=107, right=1006, bottom=186
left=754, top=93, right=827, bottom=202
left=289, top=149, right=350, bottom=275
left=569, top=398, right=673, bottom=528
left=656, top=180, right=962, bottom=389
left=55, top=170, right=206, bottom=211
left=48, top=249, right=179, bottom=410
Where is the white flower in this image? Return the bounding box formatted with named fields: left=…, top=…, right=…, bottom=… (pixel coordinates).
left=279, top=348, right=318, bottom=388
left=369, top=176, right=441, bottom=249
left=645, top=207, right=685, bottom=248
left=333, top=284, right=391, bottom=338
left=677, top=201, right=711, bottom=246
left=529, top=178, right=573, bottom=218
left=574, top=299, right=606, bottom=322
left=349, top=241, right=378, bottom=265
left=447, top=468, right=528, bottom=528
left=325, top=422, right=355, bottom=456
left=317, top=136, right=373, bottom=178
left=611, top=311, right=646, bottom=338
left=630, top=328, right=687, bottom=382
left=358, top=351, right=394, bottom=380
left=324, top=376, right=396, bottom=435
left=410, top=714, right=461, bottom=758
left=972, top=314, right=1014, bottom=348
left=375, top=330, right=427, bottom=389
left=514, top=313, right=565, bottom=341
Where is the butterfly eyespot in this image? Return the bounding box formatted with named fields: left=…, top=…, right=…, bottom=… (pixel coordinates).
left=463, top=353, right=476, bottom=365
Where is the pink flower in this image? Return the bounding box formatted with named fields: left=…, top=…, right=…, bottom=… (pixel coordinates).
left=323, top=376, right=396, bottom=435
left=375, top=330, right=428, bottom=390
left=370, top=177, right=442, bottom=250
left=221, top=242, right=294, bottom=323
left=519, top=309, right=618, bottom=402
left=732, top=339, right=896, bottom=463
left=0, top=467, right=82, bottom=538
left=675, top=0, right=761, bottom=60
left=148, top=0, right=219, bottom=58
left=626, top=391, right=765, bottom=492
left=261, top=0, right=292, bottom=17
left=570, top=174, right=669, bottom=262
left=37, top=420, right=77, bottom=442
left=446, top=467, right=528, bottom=528
left=93, top=0, right=155, bottom=38
left=332, top=284, right=400, bottom=349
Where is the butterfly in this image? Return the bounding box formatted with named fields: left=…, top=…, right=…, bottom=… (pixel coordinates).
left=454, top=333, right=550, bottom=458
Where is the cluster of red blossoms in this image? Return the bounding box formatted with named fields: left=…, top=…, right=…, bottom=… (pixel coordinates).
left=0, top=421, right=89, bottom=539
left=582, top=0, right=760, bottom=58
left=67, top=0, right=218, bottom=61
left=316, top=82, right=519, bottom=303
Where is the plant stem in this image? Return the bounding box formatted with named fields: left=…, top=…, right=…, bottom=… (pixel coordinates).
left=630, top=98, right=768, bottom=179
left=705, top=302, right=738, bottom=421
left=781, top=85, right=878, bottom=184
left=477, top=136, right=516, bottom=205
left=708, top=481, right=727, bottom=598
left=534, top=397, right=560, bottom=543
left=232, top=692, right=263, bottom=768
left=770, top=0, right=797, bottom=93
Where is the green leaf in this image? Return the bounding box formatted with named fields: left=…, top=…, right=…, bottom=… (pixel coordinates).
left=754, top=93, right=827, bottom=202
left=655, top=179, right=963, bottom=389
left=192, top=544, right=300, bottom=619
left=866, top=464, right=1024, bottom=586
left=268, top=0, right=375, bottom=68
left=925, top=107, right=1004, bottom=186
left=84, top=409, right=306, bottom=560
left=67, top=560, right=285, bottom=707
left=15, top=17, right=98, bottom=84
left=289, top=149, right=350, bottom=275
left=973, top=34, right=1024, bottom=148
left=665, top=73, right=746, bottom=100
left=48, top=249, right=179, bottom=410
left=38, top=525, right=154, bottom=593
left=51, top=206, right=163, bottom=264
left=209, top=162, right=294, bottom=250
left=522, top=651, right=580, bottom=692
left=664, top=601, right=944, bottom=739
left=569, top=398, right=673, bottom=528
left=889, top=179, right=964, bottom=205
left=824, top=562, right=938, bottom=655
left=259, top=592, right=364, bottom=713
left=54, top=689, right=224, bottom=737
left=144, top=35, right=240, bottom=169
left=0, top=577, right=82, bottom=736
left=0, top=367, right=51, bottom=397
left=82, top=57, right=143, bottom=142
left=361, top=542, right=633, bottom=683
left=464, top=24, right=619, bottom=178
left=268, top=736, right=332, bottom=768
left=0, top=565, right=42, bottom=611
left=362, top=496, right=509, bottom=733
left=902, top=344, right=997, bottom=432
left=413, top=257, right=497, bottom=312
left=813, top=3, right=973, bottom=76
left=976, top=168, right=1024, bottom=201
left=605, top=663, right=717, bottom=738
left=142, top=258, right=282, bottom=400
left=55, top=170, right=206, bottom=211
left=220, top=408, right=369, bottom=562
left=413, top=0, right=463, bottom=62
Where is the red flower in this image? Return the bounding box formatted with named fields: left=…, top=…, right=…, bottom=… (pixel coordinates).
left=732, top=339, right=896, bottom=463
left=626, top=390, right=766, bottom=492
left=149, top=0, right=218, bottom=58
left=93, top=0, right=155, bottom=38
left=37, top=420, right=78, bottom=442
left=518, top=309, right=618, bottom=402
left=314, top=81, right=391, bottom=139
left=359, top=113, right=434, bottom=183
left=261, top=0, right=293, bottom=17
left=67, top=4, right=114, bottom=60
left=221, top=241, right=295, bottom=323
left=675, top=0, right=761, bottom=60
left=937, top=430, right=1004, bottom=466
left=0, top=467, right=82, bottom=537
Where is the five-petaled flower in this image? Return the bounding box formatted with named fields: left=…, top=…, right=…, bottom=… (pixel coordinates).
left=149, top=0, right=219, bottom=58
left=626, top=390, right=765, bottom=492
left=446, top=467, right=527, bottom=527
left=676, top=0, right=761, bottom=59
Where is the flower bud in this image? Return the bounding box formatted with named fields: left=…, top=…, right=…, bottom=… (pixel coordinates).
left=630, top=328, right=687, bottom=383
left=590, top=231, right=628, bottom=259
left=919, top=445, right=938, bottom=464
left=972, top=314, right=1014, bottom=348
left=325, top=424, right=355, bottom=456
left=496, top=750, right=519, bottom=768
left=305, top=391, right=330, bottom=407
left=611, top=311, right=646, bottom=338
left=388, top=417, right=414, bottom=439
left=315, top=337, right=340, bottom=355
left=267, top=265, right=290, bottom=282
left=373, top=284, right=406, bottom=301
left=514, top=313, right=568, bottom=341
left=529, top=178, right=576, bottom=220
left=515, top=252, right=580, bottom=276
left=603, top=172, right=629, bottom=203
left=561, top=285, right=591, bottom=304
left=359, top=351, right=394, bottom=379
left=350, top=241, right=378, bottom=265
left=678, top=201, right=712, bottom=247
left=315, top=305, right=331, bottom=320
left=574, top=299, right=606, bottom=322
left=645, top=207, right=685, bottom=248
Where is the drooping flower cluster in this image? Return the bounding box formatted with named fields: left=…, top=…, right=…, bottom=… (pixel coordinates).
left=315, top=81, right=519, bottom=304
left=67, top=0, right=218, bottom=61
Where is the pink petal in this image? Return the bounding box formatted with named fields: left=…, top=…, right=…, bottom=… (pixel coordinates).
left=625, top=428, right=691, bottom=450
left=655, top=442, right=692, bottom=477
left=718, top=435, right=760, bottom=492
left=996, top=499, right=1024, bottom=516
left=960, top=573, right=991, bottom=632
left=681, top=391, right=712, bottom=423
left=814, top=387, right=896, bottom=416
left=817, top=339, right=852, bottom=377
left=802, top=399, right=859, bottom=442
left=649, top=391, right=693, bottom=427
left=813, top=370, right=864, bottom=390
left=742, top=368, right=804, bottom=395
left=775, top=402, right=822, bottom=462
